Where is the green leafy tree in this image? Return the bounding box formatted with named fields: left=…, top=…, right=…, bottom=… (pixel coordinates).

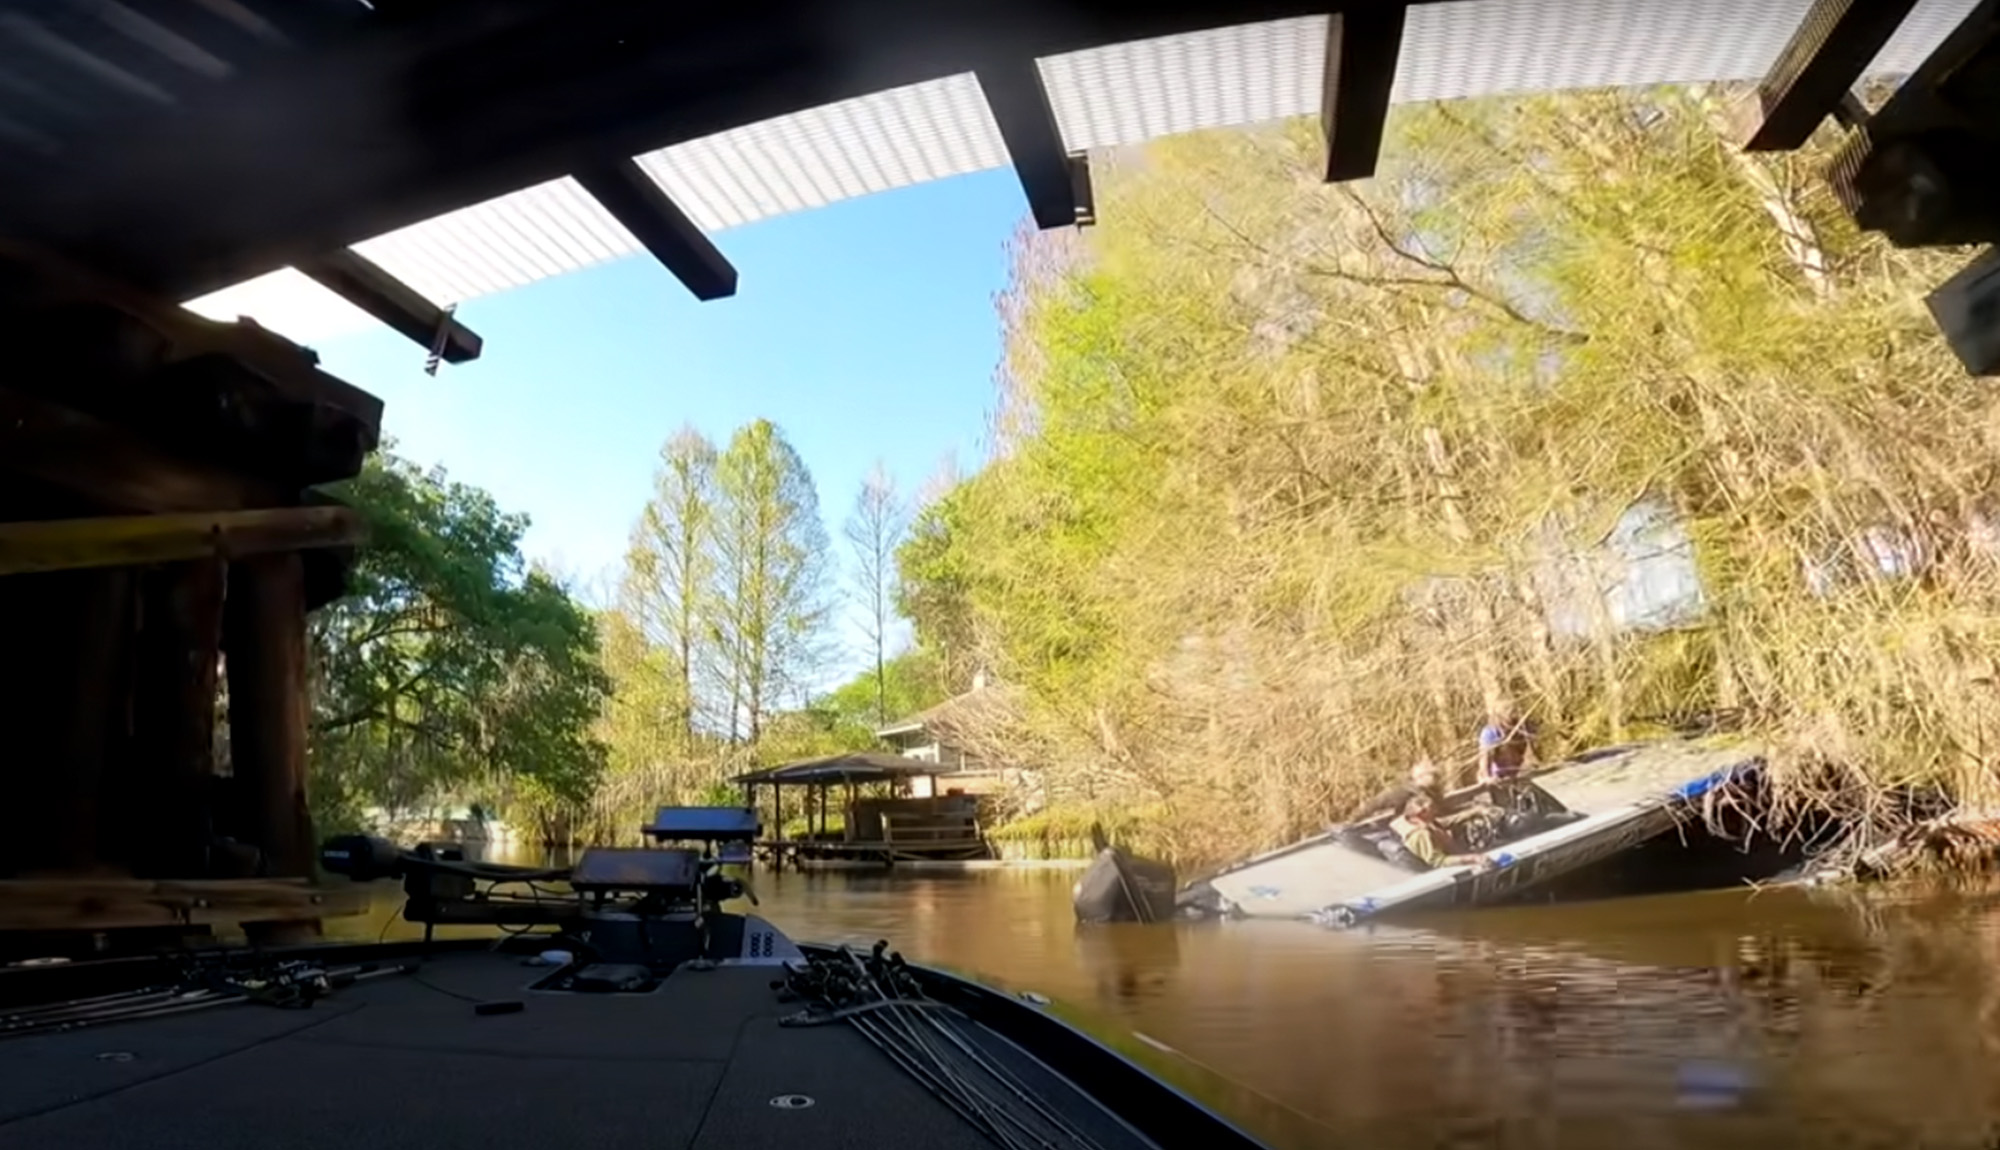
left=711, top=419, right=833, bottom=745
left=627, top=427, right=719, bottom=750
left=898, top=88, right=1989, bottom=860
left=309, top=453, right=607, bottom=836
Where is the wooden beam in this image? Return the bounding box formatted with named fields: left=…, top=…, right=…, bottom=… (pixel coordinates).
left=0, top=506, right=363, bottom=577
left=1322, top=5, right=1408, bottom=182
left=224, top=551, right=315, bottom=879
left=0, top=878, right=367, bottom=932
left=296, top=248, right=484, bottom=364
left=0, top=387, right=286, bottom=514
left=573, top=158, right=737, bottom=300
left=1070, top=153, right=1097, bottom=227
left=976, top=57, right=1083, bottom=230
left=1745, top=0, right=1918, bottom=152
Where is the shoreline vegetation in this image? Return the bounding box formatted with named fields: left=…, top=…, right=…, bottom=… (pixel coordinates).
left=308, top=85, right=2000, bottom=878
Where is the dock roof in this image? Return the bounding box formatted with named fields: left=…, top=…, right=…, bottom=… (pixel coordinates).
left=0, top=1, right=1974, bottom=358
left=733, top=751, right=940, bottom=786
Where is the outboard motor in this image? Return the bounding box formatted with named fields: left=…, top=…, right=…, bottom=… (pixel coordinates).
left=1073, top=825, right=1177, bottom=924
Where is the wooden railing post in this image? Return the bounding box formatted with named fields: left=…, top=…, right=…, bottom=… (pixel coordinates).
left=224, top=551, right=314, bottom=881
left=0, top=567, right=134, bottom=876
left=125, top=558, right=226, bottom=877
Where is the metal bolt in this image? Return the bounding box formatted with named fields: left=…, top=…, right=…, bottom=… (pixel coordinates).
left=768, top=1095, right=815, bottom=1110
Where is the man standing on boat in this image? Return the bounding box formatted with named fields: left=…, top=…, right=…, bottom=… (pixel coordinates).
left=1478, top=709, right=1539, bottom=782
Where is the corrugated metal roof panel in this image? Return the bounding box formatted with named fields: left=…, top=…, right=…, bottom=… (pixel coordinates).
left=184, top=1, right=1982, bottom=351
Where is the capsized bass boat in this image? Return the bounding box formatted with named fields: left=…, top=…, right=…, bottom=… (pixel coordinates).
left=1180, top=739, right=1764, bottom=924
left=0, top=808, right=1267, bottom=1150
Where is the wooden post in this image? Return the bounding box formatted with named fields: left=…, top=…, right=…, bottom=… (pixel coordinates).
left=126, top=558, right=226, bottom=877
left=224, top=551, right=314, bottom=880
left=0, top=568, right=134, bottom=876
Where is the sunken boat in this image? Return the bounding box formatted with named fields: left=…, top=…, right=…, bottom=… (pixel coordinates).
left=1181, top=739, right=1767, bottom=924
left=0, top=807, right=1266, bottom=1150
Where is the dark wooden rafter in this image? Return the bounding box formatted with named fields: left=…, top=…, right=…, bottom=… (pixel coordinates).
left=295, top=248, right=483, bottom=363
left=1322, top=4, right=1408, bottom=182
left=0, top=0, right=1433, bottom=299
left=1745, top=0, right=1919, bottom=152
left=574, top=157, right=736, bottom=300
left=0, top=506, right=364, bottom=577
left=1826, top=0, right=2000, bottom=246
left=975, top=57, right=1087, bottom=230
left=1070, top=153, right=1097, bottom=227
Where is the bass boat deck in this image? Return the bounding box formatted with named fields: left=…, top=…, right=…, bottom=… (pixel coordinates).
left=0, top=809, right=1263, bottom=1150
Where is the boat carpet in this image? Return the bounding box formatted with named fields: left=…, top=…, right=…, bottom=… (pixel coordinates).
left=0, top=953, right=1145, bottom=1149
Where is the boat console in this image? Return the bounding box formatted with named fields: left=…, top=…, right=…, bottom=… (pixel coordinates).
left=319, top=805, right=800, bottom=986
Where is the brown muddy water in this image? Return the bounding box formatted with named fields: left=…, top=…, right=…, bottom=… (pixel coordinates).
left=334, top=866, right=2000, bottom=1150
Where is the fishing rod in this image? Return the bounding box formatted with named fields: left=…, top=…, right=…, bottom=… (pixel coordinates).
left=0, top=960, right=412, bottom=1040
left=781, top=943, right=1106, bottom=1150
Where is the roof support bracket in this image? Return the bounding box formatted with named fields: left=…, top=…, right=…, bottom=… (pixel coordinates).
left=1322, top=4, right=1408, bottom=182
left=574, top=158, right=737, bottom=301
left=295, top=248, right=483, bottom=364
left=976, top=58, right=1086, bottom=230
left=1745, top=0, right=1920, bottom=152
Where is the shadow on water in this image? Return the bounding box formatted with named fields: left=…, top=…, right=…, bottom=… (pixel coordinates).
left=333, top=862, right=2000, bottom=1149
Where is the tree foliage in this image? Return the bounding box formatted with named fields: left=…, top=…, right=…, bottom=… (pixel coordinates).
left=897, top=88, right=1992, bottom=861
left=711, top=419, right=834, bottom=743
left=626, top=426, right=718, bottom=749
left=579, top=419, right=932, bottom=841
left=846, top=461, right=908, bottom=723
left=309, top=453, right=608, bottom=835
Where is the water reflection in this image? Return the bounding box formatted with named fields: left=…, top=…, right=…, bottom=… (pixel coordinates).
left=334, top=867, right=2000, bottom=1149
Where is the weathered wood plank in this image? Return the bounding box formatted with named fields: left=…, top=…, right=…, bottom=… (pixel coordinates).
left=0, top=506, right=363, bottom=576
left=0, top=568, right=137, bottom=876
left=0, top=387, right=286, bottom=514
left=0, top=878, right=367, bottom=932
left=123, top=558, right=228, bottom=877
left=223, top=552, right=316, bottom=879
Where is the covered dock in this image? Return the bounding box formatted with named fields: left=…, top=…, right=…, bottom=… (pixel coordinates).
left=735, top=753, right=991, bottom=867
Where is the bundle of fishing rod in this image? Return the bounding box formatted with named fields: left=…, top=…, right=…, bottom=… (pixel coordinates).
left=0, top=957, right=410, bottom=1039
left=776, top=942, right=1115, bottom=1150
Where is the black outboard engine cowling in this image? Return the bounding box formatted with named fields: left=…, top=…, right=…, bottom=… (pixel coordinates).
left=1073, top=847, right=1177, bottom=924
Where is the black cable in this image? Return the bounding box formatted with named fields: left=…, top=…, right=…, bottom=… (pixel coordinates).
left=404, top=971, right=484, bottom=1004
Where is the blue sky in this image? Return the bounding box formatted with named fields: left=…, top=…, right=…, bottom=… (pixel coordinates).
left=311, top=169, right=1027, bottom=673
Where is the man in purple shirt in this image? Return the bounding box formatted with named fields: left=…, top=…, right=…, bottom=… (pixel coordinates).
left=1478, top=711, right=1538, bottom=782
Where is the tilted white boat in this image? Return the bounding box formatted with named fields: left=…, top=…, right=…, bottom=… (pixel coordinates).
left=1181, top=740, right=1764, bottom=924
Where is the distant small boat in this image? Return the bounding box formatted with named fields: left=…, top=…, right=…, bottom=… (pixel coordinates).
left=1073, top=825, right=1178, bottom=924
left=1180, top=739, right=1765, bottom=924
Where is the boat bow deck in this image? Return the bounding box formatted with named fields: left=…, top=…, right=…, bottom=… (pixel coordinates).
left=0, top=953, right=1146, bottom=1150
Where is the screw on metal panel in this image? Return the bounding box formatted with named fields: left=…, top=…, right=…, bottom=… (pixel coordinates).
left=768, top=1095, right=815, bottom=1110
